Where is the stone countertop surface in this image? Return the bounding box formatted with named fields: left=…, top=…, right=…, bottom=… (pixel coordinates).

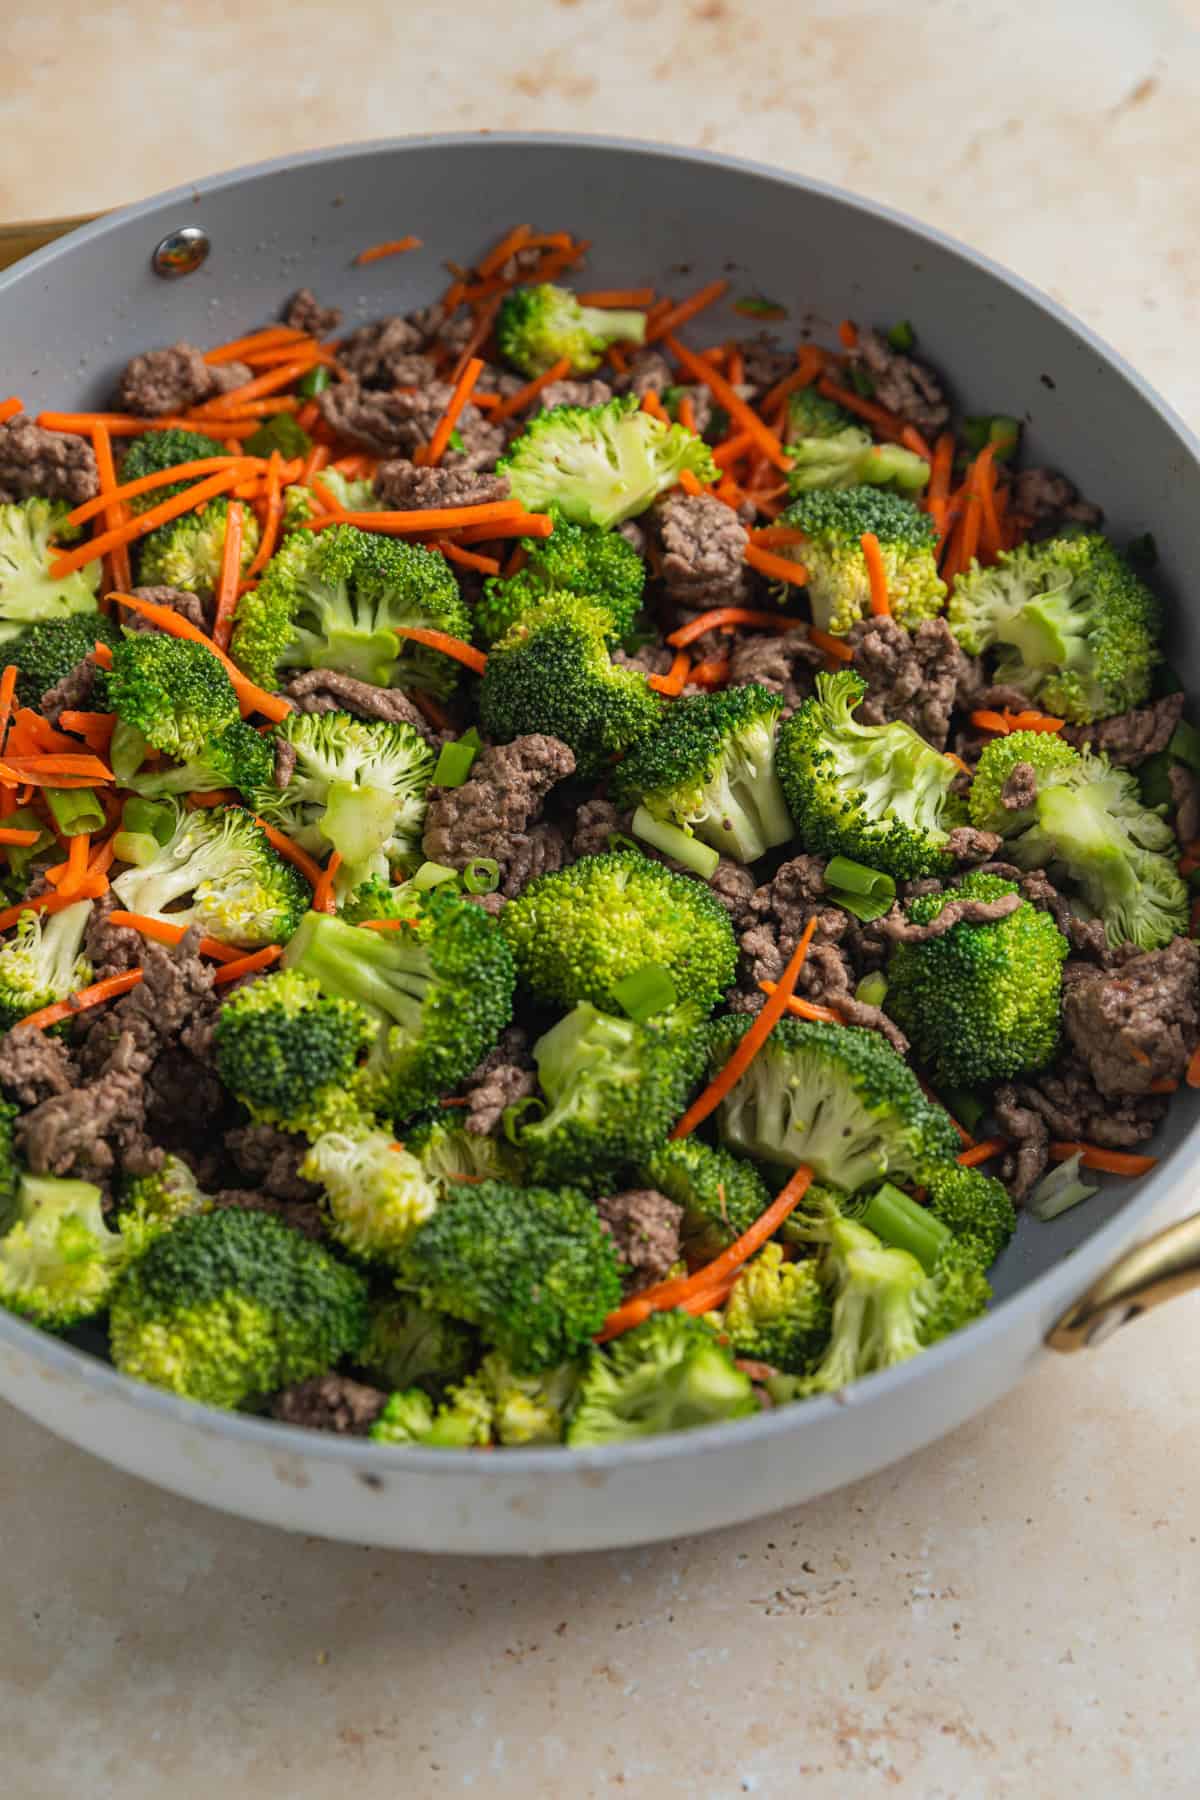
left=5, top=1, right=1200, bottom=1793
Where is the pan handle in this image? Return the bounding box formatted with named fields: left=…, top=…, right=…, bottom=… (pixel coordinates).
left=0, top=214, right=101, bottom=273
left=1046, top=1208, right=1200, bottom=1350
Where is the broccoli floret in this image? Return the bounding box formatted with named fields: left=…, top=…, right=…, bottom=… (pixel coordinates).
left=786, top=389, right=929, bottom=496
left=970, top=735, right=1188, bottom=950
left=708, top=1013, right=961, bottom=1190
left=250, top=709, right=434, bottom=892
left=111, top=802, right=311, bottom=948
left=282, top=887, right=516, bottom=1125
left=0, top=1172, right=126, bottom=1330
left=281, top=469, right=379, bottom=533
left=118, top=428, right=228, bottom=510
left=301, top=1127, right=439, bottom=1262
left=401, top=1178, right=621, bottom=1372
left=230, top=524, right=470, bottom=694
left=642, top=1137, right=773, bottom=1260
left=923, top=1163, right=1016, bottom=1268
left=107, top=632, right=240, bottom=776
left=358, top=1293, right=477, bottom=1398
left=479, top=593, right=663, bottom=777
left=405, top=1111, right=525, bottom=1184
left=481, top=1349, right=581, bottom=1445
left=338, top=872, right=421, bottom=926
left=0, top=498, right=101, bottom=643
left=499, top=395, right=718, bottom=528
left=519, top=1001, right=706, bottom=1189
left=9, top=613, right=121, bottom=708
left=501, top=850, right=737, bottom=1016
left=475, top=511, right=645, bottom=648
left=885, top=871, right=1068, bottom=1087
left=947, top=534, right=1161, bottom=723
left=0, top=899, right=92, bottom=1030
left=777, top=670, right=961, bottom=880
left=126, top=717, right=275, bottom=799
left=369, top=1378, right=495, bottom=1448
left=498, top=283, right=647, bottom=378
left=213, top=968, right=375, bottom=1138
left=720, top=1242, right=832, bottom=1374
left=0, top=1099, right=20, bottom=1226
left=966, top=730, right=1081, bottom=834
left=137, top=496, right=260, bottom=597
left=567, top=1311, right=756, bottom=1445
left=779, top=486, right=945, bottom=634
left=108, top=1208, right=369, bottom=1409
left=116, top=1154, right=211, bottom=1258
left=612, top=683, right=794, bottom=865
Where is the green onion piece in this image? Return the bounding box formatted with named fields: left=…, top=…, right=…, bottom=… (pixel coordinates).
left=943, top=1086, right=987, bottom=1134
left=109, top=720, right=149, bottom=785
left=45, top=787, right=105, bottom=838
left=1169, top=719, right=1200, bottom=774
left=734, top=296, right=788, bottom=320
left=606, top=832, right=641, bottom=856
left=631, top=806, right=720, bottom=879
left=447, top=427, right=466, bottom=455
left=827, top=888, right=893, bottom=923
left=433, top=739, right=478, bottom=788
left=244, top=414, right=312, bottom=460
left=963, top=415, right=1021, bottom=462
left=849, top=366, right=876, bottom=399
left=1027, top=1152, right=1099, bottom=1222
left=297, top=365, right=332, bottom=398
left=1127, top=531, right=1158, bottom=569
left=613, top=964, right=678, bottom=1022
left=412, top=860, right=460, bottom=891
left=111, top=831, right=163, bottom=869
left=853, top=970, right=888, bottom=1008
left=886, top=320, right=915, bottom=352
left=462, top=857, right=500, bottom=895
left=1, top=807, right=52, bottom=877
left=824, top=856, right=895, bottom=901
left=458, top=726, right=482, bottom=750
left=858, top=1182, right=951, bottom=1271
left=121, top=797, right=177, bottom=845
left=1137, top=751, right=1175, bottom=811
left=502, top=1095, right=545, bottom=1144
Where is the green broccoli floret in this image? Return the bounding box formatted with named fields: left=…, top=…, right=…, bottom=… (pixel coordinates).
left=0, top=899, right=92, bottom=1030
left=108, top=1208, right=369, bottom=1409
left=0, top=1172, right=126, bottom=1330
left=358, top=1294, right=477, bottom=1398
left=118, top=428, right=228, bottom=509
left=776, top=670, right=961, bottom=880
left=401, top=1178, right=621, bottom=1372
left=707, top=1013, right=961, bottom=1190
left=9, top=613, right=122, bottom=708
left=720, top=1242, right=832, bottom=1374
left=519, top=1001, right=706, bottom=1189
left=499, top=395, right=718, bottom=528
left=947, top=533, right=1161, bottom=723
left=301, top=1127, right=439, bottom=1263
left=0, top=498, right=101, bottom=643
left=111, top=802, right=311, bottom=947
left=567, top=1311, right=755, bottom=1445
left=969, top=735, right=1187, bottom=950
left=337, top=872, right=421, bottom=926
left=0, top=1099, right=20, bottom=1224
left=479, top=593, right=663, bottom=778
left=282, top=887, right=516, bottom=1125
left=106, top=632, right=240, bottom=778
left=125, top=717, right=275, bottom=799
left=213, top=968, right=374, bottom=1137
left=500, top=850, right=737, bottom=1016
left=497, top=283, right=647, bottom=378
left=786, top=388, right=929, bottom=496
left=779, top=486, right=945, bottom=634
left=116, top=1154, right=211, bottom=1258
left=611, top=683, right=794, bottom=865
left=230, top=524, right=470, bottom=694
left=369, top=1378, right=495, bottom=1448
left=405, top=1111, right=526, bottom=1184
left=137, top=496, right=260, bottom=598
left=394, top=1348, right=579, bottom=1446
left=923, top=1163, right=1016, bottom=1268
left=475, top=511, right=645, bottom=648
left=642, top=1137, right=773, bottom=1260
left=250, top=709, right=434, bottom=892
left=885, top=871, right=1068, bottom=1086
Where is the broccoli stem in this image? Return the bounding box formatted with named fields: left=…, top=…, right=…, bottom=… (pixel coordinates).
left=858, top=1182, right=951, bottom=1271
left=631, top=806, right=720, bottom=879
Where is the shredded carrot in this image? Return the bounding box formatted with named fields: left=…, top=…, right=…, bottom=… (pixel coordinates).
left=899, top=425, right=933, bottom=462
left=0, top=885, right=105, bottom=933
left=210, top=500, right=244, bottom=653
left=17, top=968, right=143, bottom=1032
left=452, top=512, right=555, bottom=545
left=503, top=544, right=528, bottom=578
left=757, top=980, right=844, bottom=1026
left=355, top=235, right=422, bottom=265
left=300, top=499, right=523, bottom=535
left=672, top=917, right=818, bottom=1141
left=970, top=708, right=1064, bottom=736
left=648, top=651, right=691, bottom=696
left=640, top=389, right=670, bottom=424
left=194, top=357, right=324, bottom=420
left=212, top=945, right=284, bottom=985
left=838, top=319, right=858, bottom=350
left=712, top=429, right=756, bottom=470
left=387, top=627, right=487, bottom=676
left=749, top=525, right=806, bottom=550
left=666, top=608, right=800, bottom=649
left=743, top=543, right=809, bottom=587
left=86, top=421, right=132, bottom=598
left=419, top=357, right=485, bottom=466
left=92, top=642, right=113, bottom=670
left=969, top=710, right=1011, bottom=735
left=943, top=751, right=972, bottom=777
left=66, top=457, right=258, bottom=530
left=252, top=817, right=323, bottom=889
left=203, top=326, right=308, bottom=367
left=0, top=666, right=16, bottom=754
left=956, top=1138, right=1010, bottom=1168
left=217, top=397, right=302, bottom=422
left=676, top=467, right=704, bottom=497
left=53, top=833, right=91, bottom=899
left=312, top=851, right=342, bottom=915
left=0, top=397, right=23, bottom=426
left=858, top=530, right=892, bottom=617
left=0, top=752, right=112, bottom=782
left=759, top=346, right=825, bottom=416
left=1049, top=1141, right=1158, bottom=1177
left=476, top=223, right=534, bottom=280
left=0, top=827, right=40, bottom=847
left=299, top=443, right=331, bottom=486
left=48, top=466, right=250, bottom=580
left=815, top=376, right=910, bottom=445
left=436, top=539, right=501, bottom=576
left=804, top=627, right=853, bottom=665
left=688, top=656, right=731, bottom=689
left=186, top=790, right=240, bottom=809
left=577, top=289, right=656, bottom=308
left=242, top=450, right=284, bottom=585
left=106, top=911, right=242, bottom=963
left=666, top=335, right=792, bottom=473
left=488, top=356, right=572, bottom=426
left=926, top=431, right=955, bottom=547
left=110, top=594, right=292, bottom=723
left=450, top=294, right=505, bottom=385
left=645, top=280, right=729, bottom=346
left=87, top=836, right=117, bottom=878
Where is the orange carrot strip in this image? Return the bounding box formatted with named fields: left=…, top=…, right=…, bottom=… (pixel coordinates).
left=299, top=443, right=331, bottom=486
left=211, top=500, right=244, bottom=652
left=757, top=980, right=844, bottom=1025
left=671, top=917, right=818, bottom=1140
left=0, top=885, right=104, bottom=933
left=712, top=429, right=756, bottom=470
left=645, top=279, right=729, bottom=345
left=0, top=397, right=23, bottom=426
left=242, top=450, right=284, bottom=586
left=488, top=357, right=573, bottom=425
left=956, top=1138, right=1009, bottom=1168
left=0, top=752, right=112, bottom=781
left=688, top=656, right=731, bottom=690
left=312, top=851, right=342, bottom=915
left=1001, top=710, right=1064, bottom=734
left=203, top=326, right=308, bottom=366
left=805, top=627, right=853, bottom=664
left=300, top=499, right=524, bottom=534
left=838, top=320, right=858, bottom=350
left=388, top=627, right=487, bottom=676
left=860, top=530, right=891, bottom=617
left=1187, top=1039, right=1200, bottom=1088
left=451, top=513, right=554, bottom=545
left=92, top=642, right=113, bottom=670
left=969, top=710, right=1012, bottom=735
left=648, top=651, right=691, bottom=697
left=212, top=945, right=283, bottom=985
left=944, top=751, right=972, bottom=776
left=577, top=289, right=656, bottom=308
left=816, top=376, right=910, bottom=444
left=106, top=910, right=242, bottom=963
left=476, top=223, right=534, bottom=280
left=251, top=818, right=322, bottom=889
left=676, top=467, right=704, bottom=497
left=66, top=457, right=258, bottom=529
left=0, top=827, right=40, bottom=847
left=90, top=421, right=133, bottom=597
left=17, top=967, right=144, bottom=1031
left=217, top=398, right=302, bottom=421
left=49, top=466, right=250, bottom=579
left=194, top=357, right=323, bottom=419
left=677, top=394, right=698, bottom=435
left=55, top=833, right=91, bottom=899
left=110, top=593, right=291, bottom=723
left=436, top=539, right=501, bottom=576
left=1149, top=1077, right=1179, bottom=1094
left=355, top=235, right=423, bottom=265
left=750, top=525, right=807, bottom=549
left=666, top=335, right=792, bottom=472
left=0, top=665, right=16, bottom=754
left=759, top=346, right=826, bottom=415
left=1049, top=1142, right=1158, bottom=1177
left=640, top=389, right=670, bottom=424
left=421, top=357, right=485, bottom=465
left=900, top=425, right=933, bottom=461
left=666, top=608, right=800, bottom=649
left=744, top=543, right=809, bottom=587
left=86, top=836, right=117, bottom=877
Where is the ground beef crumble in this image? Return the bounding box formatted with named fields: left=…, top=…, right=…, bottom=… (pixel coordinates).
left=1062, top=937, right=1200, bottom=1098
left=115, top=343, right=224, bottom=417
left=850, top=328, right=950, bottom=434
left=728, top=630, right=823, bottom=713
left=0, top=414, right=99, bottom=505
left=423, top=734, right=576, bottom=898
left=654, top=492, right=751, bottom=612
left=285, top=668, right=438, bottom=745
left=373, top=461, right=510, bottom=511
left=595, top=1189, right=685, bottom=1291
left=850, top=617, right=968, bottom=750
left=270, top=1375, right=386, bottom=1433
left=1062, top=693, right=1184, bottom=767
left=284, top=288, right=343, bottom=338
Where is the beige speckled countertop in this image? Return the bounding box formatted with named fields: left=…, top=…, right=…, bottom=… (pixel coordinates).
left=5, top=2, right=1200, bottom=1793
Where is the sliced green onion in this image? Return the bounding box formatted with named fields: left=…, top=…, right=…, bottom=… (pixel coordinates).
left=502, top=1095, right=545, bottom=1144
left=111, top=831, right=163, bottom=869
left=463, top=857, right=500, bottom=895
left=121, top=797, right=177, bottom=846
left=886, top=320, right=915, bottom=352
left=447, top=426, right=466, bottom=455
left=943, top=1086, right=986, bottom=1134
left=433, top=739, right=478, bottom=788
left=297, top=365, right=331, bottom=398
left=735, top=296, right=788, bottom=320
left=459, top=726, right=482, bottom=750
left=613, top=963, right=678, bottom=1022
left=1127, top=531, right=1158, bottom=569
left=244, top=414, right=312, bottom=460
left=631, top=806, right=720, bottom=879
left=412, top=860, right=460, bottom=891
left=828, top=889, right=893, bottom=923
left=109, top=720, right=149, bottom=785
left=858, top=1181, right=951, bottom=1271
left=962, top=414, right=1021, bottom=462
left=824, top=857, right=895, bottom=902
left=45, top=787, right=105, bottom=837
left=1027, top=1152, right=1099, bottom=1222
left=853, top=970, right=888, bottom=1008
left=1169, top=718, right=1200, bottom=774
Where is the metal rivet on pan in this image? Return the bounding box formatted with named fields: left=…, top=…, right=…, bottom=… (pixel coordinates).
left=151, top=226, right=210, bottom=279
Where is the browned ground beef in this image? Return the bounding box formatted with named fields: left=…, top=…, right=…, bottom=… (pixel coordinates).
left=373, top=461, right=510, bottom=510
left=1062, top=693, right=1184, bottom=767
left=1012, top=467, right=1103, bottom=535
left=115, top=343, right=221, bottom=416
left=271, top=1374, right=386, bottom=1432
left=41, top=654, right=103, bottom=723
left=595, top=1189, right=685, bottom=1291
left=539, top=379, right=613, bottom=411
left=654, top=492, right=751, bottom=612
left=1062, top=938, right=1200, bottom=1097
left=0, top=414, right=98, bottom=505
left=126, top=584, right=211, bottom=635
left=0, top=1028, right=77, bottom=1106
left=337, top=316, right=434, bottom=388
left=285, top=669, right=440, bottom=744
left=423, top=734, right=576, bottom=898
left=456, top=1027, right=537, bottom=1136
left=728, top=630, right=823, bottom=713
left=320, top=378, right=503, bottom=469
left=284, top=288, right=342, bottom=337
left=850, top=617, right=967, bottom=750
left=226, top=1123, right=322, bottom=1203
left=851, top=328, right=950, bottom=433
